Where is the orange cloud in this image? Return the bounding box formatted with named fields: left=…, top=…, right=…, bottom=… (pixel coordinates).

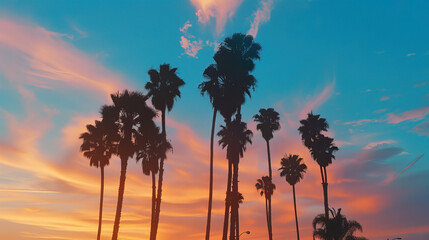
left=0, top=18, right=128, bottom=101
left=189, top=0, right=243, bottom=34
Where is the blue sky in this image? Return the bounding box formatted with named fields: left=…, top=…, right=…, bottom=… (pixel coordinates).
left=0, top=0, right=428, bottom=239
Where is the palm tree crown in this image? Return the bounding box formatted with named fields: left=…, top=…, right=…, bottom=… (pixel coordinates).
left=145, top=63, right=185, bottom=113
left=298, top=112, right=329, bottom=149
left=101, top=90, right=157, bottom=159
left=255, top=176, right=276, bottom=198
left=79, top=120, right=116, bottom=168
left=218, top=118, right=253, bottom=162
left=279, top=154, right=308, bottom=186
left=313, top=208, right=368, bottom=240
left=253, top=108, right=281, bottom=142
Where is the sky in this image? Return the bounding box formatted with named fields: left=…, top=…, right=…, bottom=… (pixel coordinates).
left=0, top=0, right=428, bottom=239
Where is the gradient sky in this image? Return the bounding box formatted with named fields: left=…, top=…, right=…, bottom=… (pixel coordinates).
left=0, top=0, right=428, bottom=239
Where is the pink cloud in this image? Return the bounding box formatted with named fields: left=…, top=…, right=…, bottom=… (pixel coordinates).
left=412, top=120, right=429, bottom=136
left=388, top=106, right=429, bottom=124
left=344, top=118, right=382, bottom=126
left=247, top=0, right=274, bottom=38
left=0, top=18, right=127, bottom=100
left=299, top=79, right=335, bottom=119
left=180, top=21, right=192, bottom=33
left=363, top=140, right=396, bottom=150
left=180, top=36, right=204, bottom=58
left=189, top=0, right=243, bottom=34
left=380, top=96, right=390, bottom=101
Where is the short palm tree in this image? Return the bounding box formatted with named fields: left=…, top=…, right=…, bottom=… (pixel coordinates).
left=255, top=176, right=276, bottom=240
left=298, top=112, right=338, bottom=219
left=101, top=90, right=157, bottom=240
left=145, top=63, right=185, bottom=240
left=279, top=154, right=307, bottom=240
left=80, top=120, right=116, bottom=240
left=136, top=125, right=171, bottom=235
left=218, top=117, right=253, bottom=240
left=313, top=208, right=368, bottom=240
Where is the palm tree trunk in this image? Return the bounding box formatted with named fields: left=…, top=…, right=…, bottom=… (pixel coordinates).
left=205, top=108, right=217, bottom=240
left=323, top=166, right=329, bottom=220
left=235, top=206, right=239, bottom=240
left=319, top=166, right=329, bottom=220
left=112, top=157, right=128, bottom=240
left=268, top=195, right=273, bottom=240
left=265, top=140, right=273, bottom=240
left=293, top=184, right=300, bottom=240
left=229, top=161, right=238, bottom=240
left=266, top=140, right=272, bottom=179
left=265, top=197, right=270, bottom=240
left=149, top=172, right=157, bottom=240
left=153, top=108, right=166, bottom=240
left=97, top=166, right=104, bottom=240
left=222, top=161, right=232, bottom=240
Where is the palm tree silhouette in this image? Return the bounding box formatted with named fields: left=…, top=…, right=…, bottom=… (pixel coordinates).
left=253, top=108, right=280, bottom=179
left=199, top=63, right=226, bottom=240
left=313, top=208, right=368, bottom=240
left=298, top=112, right=338, bottom=220
left=255, top=176, right=276, bottom=240
left=136, top=125, right=171, bottom=236
left=253, top=107, right=280, bottom=238
left=218, top=117, right=253, bottom=240
left=214, top=33, right=261, bottom=240
left=80, top=120, right=116, bottom=240
left=101, top=90, right=157, bottom=240
left=279, top=154, right=307, bottom=240
left=145, top=63, right=185, bottom=240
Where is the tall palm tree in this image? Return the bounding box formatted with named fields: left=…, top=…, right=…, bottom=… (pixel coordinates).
left=253, top=107, right=280, bottom=237
left=101, top=90, right=157, bottom=240
left=279, top=154, right=307, bottom=240
left=79, top=120, right=116, bottom=240
left=145, top=63, right=185, bottom=240
left=298, top=112, right=338, bottom=219
left=255, top=176, right=276, bottom=240
left=214, top=33, right=261, bottom=240
left=199, top=63, right=226, bottom=240
left=218, top=117, right=253, bottom=240
left=136, top=125, right=171, bottom=236
left=313, top=208, right=368, bottom=240
left=253, top=108, right=280, bottom=179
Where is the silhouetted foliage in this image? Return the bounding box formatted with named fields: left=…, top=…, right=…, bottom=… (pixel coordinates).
left=145, top=63, right=185, bottom=240
left=255, top=176, right=275, bottom=240
left=298, top=112, right=338, bottom=220
left=80, top=120, right=117, bottom=240
left=313, top=208, right=368, bottom=240
left=279, top=154, right=307, bottom=240
left=101, top=90, right=157, bottom=240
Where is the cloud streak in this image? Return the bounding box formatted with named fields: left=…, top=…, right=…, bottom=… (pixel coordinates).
left=388, top=106, right=429, bottom=124
left=247, top=0, right=274, bottom=38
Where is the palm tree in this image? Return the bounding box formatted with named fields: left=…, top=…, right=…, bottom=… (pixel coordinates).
left=218, top=117, right=253, bottom=240
left=313, top=208, right=368, bottom=240
left=214, top=33, right=261, bottom=240
left=255, top=176, right=276, bottom=240
left=199, top=64, right=225, bottom=240
left=279, top=154, right=307, bottom=240
left=79, top=120, right=116, bottom=240
left=253, top=108, right=280, bottom=237
left=101, top=90, right=157, bottom=240
left=136, top=125, right=171, bottom=236
left=253, top=108, right=280, bottom=179
left=298, top=112, right=338, bottom=219
left=145, top=63, right=185, bottom=240
left=214, top=33, right=261, bottom=119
